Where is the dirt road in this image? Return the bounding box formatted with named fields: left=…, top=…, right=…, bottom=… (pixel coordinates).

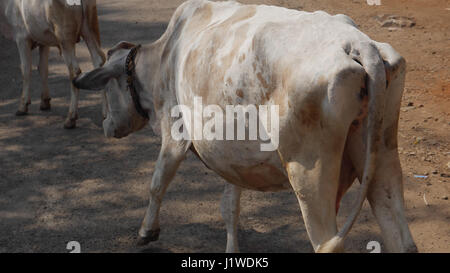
left=0, top=0, right=448, bottom=252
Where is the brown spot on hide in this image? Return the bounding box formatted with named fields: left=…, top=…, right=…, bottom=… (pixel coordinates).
left=349, top=86, right=369, bottom=134
left=257, top=72, right=269, bottom=90
left=335, top=150, right=357, bottom=214
left=384, top=61, right=391, bottom=88
left=239, top=54, right=246, bottom=63
left=185, top=3, right=213, bottom=35
left=220, top=23, right=250, bottom=69
left=298, top=100, right=321, bottom=128
left=231, top=163, right=288, bottom=192
left=221, top=6, right=257, bottom=27
left=384, top=122, right=399, bottom=150
left=271, top=88, right=287, bottom=116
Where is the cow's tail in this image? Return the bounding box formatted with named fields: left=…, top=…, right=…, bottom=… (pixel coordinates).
left=317, top=42, right=387, bottom=253
left=81, top=0, right=102, bottom=45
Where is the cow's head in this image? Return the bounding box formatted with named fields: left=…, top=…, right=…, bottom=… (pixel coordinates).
left=73, top=41, right=149, bottom=138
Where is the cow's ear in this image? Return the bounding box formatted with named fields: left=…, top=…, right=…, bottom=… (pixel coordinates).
left=73, top=66, right=115, bottom=91
left=107, top=41, right=136, bottom=59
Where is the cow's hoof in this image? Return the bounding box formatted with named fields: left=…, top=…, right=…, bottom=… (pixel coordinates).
left=406, top=244, right=419, bottom=253
left=137, top=229, right=160, bottom=246
left=15, top=110, right=28, bottom=116
left=63, top=119, right=77, bottom=129
left=40, top=99, right=51, bottom=111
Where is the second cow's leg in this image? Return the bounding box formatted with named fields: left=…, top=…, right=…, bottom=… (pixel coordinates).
left=137, top=136, right=190, bottom=246
left=82, top=29, right=107, bottom=119
left=61, top=43, right=81, bottom=129
left=220, top=183, right=242, bottom=253
left=15, top=38, right=32, bottom=116
left=38, top=45, right=51, bottom=111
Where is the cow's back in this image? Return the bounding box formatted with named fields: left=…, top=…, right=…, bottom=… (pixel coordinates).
left=16, top=0, right=83, bottom=45
left=175, top=0, right=370, bottom=107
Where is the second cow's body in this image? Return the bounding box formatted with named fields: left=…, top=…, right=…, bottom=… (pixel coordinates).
left=0, top=0, right=106, bottom=128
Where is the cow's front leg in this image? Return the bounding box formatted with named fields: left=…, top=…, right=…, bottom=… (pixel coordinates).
left=61, top=43, right=81, bottom=129
left=38, top=45, right=51, bottom=111
left=15, top=38, right=32, bottom=116
left=220, top=183, right=242, bottom=253
left=137, top=138, right=190, bottom=246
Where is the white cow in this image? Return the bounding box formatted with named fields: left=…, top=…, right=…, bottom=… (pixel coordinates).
left=74, top=0, right=417, bottom=252
left=0, top=0, right=106, bottom=128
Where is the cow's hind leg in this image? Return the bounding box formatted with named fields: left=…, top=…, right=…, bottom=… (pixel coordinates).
left=367, top=150, right=417, bottom=252
left=39, top=45, right=51, bottom=111
left=346, top=43, right=417, bottom=252
left=137, top=137, right=190, bottom=246
left=279, top=127, right=346, bottom=252
left=61, top=43, right=81, bottom=129
left=15, top=38, right=32, bottom=116
left=371, top=43, right=415, bottom=252
left=220, top=183, right=242, bottom=253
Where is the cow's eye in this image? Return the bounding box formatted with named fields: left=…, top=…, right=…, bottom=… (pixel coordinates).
left=107, top=50, right=114, bottom=59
